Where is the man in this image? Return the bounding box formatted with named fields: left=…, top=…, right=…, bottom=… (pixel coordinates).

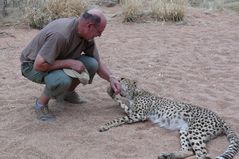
left=20, top=9, right=121, bottom=121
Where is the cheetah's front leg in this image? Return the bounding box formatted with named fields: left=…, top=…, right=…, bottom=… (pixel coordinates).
left=116, top=98, right=132, bottom=114
left=99, top=114, right=146, bottom=132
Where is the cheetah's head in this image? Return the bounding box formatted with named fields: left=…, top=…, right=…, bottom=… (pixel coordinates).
left=119, top=78, right=137, bottom=99
left=106, top=78, right=137, bottom=100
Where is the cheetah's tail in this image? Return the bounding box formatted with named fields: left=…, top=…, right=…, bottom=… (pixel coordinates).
left=217, top=122, right=239, bottom=159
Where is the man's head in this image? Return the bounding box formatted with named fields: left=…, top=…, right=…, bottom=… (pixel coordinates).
left=77, top=9, right=107, bottom=40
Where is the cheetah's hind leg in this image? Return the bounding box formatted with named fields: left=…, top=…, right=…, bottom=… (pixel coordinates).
left=158, top=129, right=194, bottom=159
left=158, top=150, right=194, bottom=159
left=187, top=128, right=212, bottom=159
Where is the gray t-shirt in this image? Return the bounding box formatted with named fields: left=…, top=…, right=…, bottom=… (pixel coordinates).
left=20, top=17, right=99, bottom=64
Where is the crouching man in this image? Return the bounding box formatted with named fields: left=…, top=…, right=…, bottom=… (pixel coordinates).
left=20, top=9, right=121, bottom=121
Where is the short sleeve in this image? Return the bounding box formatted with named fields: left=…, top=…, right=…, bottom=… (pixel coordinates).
left=38, top=32, right=67, bottom=64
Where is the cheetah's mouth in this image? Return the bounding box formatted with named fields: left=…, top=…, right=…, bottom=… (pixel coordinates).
left=119, top=92, right=126, bottom=97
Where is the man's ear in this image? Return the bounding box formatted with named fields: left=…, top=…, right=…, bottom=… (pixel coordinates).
left=88, top=23, right=95, bottom=28
left=87, top=23, right=92, bottom=29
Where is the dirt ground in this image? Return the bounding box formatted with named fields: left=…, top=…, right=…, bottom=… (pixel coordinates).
left=0, top=5, right=239, bottom=159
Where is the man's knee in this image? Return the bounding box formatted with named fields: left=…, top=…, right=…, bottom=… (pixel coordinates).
left=79, top=55, right=99, bottom=74
left=87, top=58, right=98, bottom=74
left=44, top=70, right=72, bottom=94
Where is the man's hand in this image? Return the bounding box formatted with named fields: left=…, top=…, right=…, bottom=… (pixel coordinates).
left=66, top=59, right=86, bottom=73
left=109, top=76, right=121, bottom=95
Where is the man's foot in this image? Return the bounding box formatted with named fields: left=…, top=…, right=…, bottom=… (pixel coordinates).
left=64, top=91, right=87, bottom=104
left=34, top=102, right=56, bottom=121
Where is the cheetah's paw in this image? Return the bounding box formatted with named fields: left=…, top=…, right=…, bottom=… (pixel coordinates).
left=158, top=153, right=176, bottom=159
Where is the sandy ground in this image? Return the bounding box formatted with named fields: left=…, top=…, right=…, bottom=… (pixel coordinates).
left=0, top=5, right=239, bottom=159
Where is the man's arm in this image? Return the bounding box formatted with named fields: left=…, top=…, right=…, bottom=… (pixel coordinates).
left=97, top=61, right=121, bottom=94
left=84, top=41, right=121, bottom=93
left=34, top=54, right=86, bottom=73
left=97, top=62, right=113, bottom=81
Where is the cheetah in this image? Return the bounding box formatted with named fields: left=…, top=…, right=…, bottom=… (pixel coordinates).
left=99, top=78, right=239, bottom=159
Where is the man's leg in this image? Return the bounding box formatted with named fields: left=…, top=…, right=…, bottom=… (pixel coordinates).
left=43, top=70, right=72, bottom=99
left=67, top=55, right=99, bottom=91
left=38, top=93, right=50, bottom=106
left=21, top=62, right=56, bottom=121
left=64, top=55, right=99, bottom=103
left=34, top=70, right=72, bottom=121
left=21, top=56, right=98, bottom=120
left=78, top=55, right=99, bottom=84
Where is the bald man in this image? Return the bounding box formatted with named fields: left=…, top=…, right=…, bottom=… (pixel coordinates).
left=20, top=9, right=121, bottom=121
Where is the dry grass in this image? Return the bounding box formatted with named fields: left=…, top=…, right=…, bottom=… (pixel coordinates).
left=23, top=0, right=89, bottom=29
left=1, top=0, right=238, bottom=27
left=224, top=1, right=239, bottom=12
left=120, top=0, right=188, bottom=22
left=120, top=0, right=144, bottom=22
left=150, top=0, right=188, bottom=22
left=46, top=0, right=88, bottom=18
left=120, top=0, right=238, bottom=23
left=188, top=0, right=239, bottom=10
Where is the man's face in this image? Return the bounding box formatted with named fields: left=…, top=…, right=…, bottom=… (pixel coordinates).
left=81, top=23, right=104, bottom=41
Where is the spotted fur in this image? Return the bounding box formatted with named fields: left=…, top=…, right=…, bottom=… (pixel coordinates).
left=99, top=78, right=239, bottom=159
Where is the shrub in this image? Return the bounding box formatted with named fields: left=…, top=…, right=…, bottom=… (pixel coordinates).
left=121, top=0, right=144, bottom=22
left=188, top=0, right=237, bottom=10
left=224, top=1, right=239, bottom=12
left=150, top=0, right=188, bottom=22
left=46, top=0, right=88, bottom=18
left=23, top=0, right=89, bottom=29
